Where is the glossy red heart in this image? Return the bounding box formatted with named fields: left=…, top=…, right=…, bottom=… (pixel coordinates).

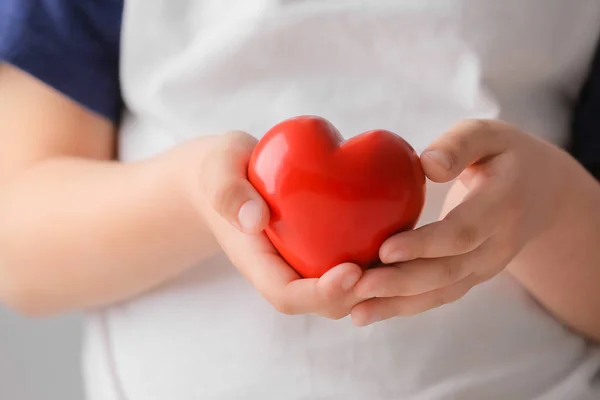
left=248, top=116, right=426, bottom=279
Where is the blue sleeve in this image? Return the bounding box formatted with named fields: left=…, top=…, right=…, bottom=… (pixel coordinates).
left=571, top=37, right=600, bottom=181
left=0, top=0, right=124, bottom=123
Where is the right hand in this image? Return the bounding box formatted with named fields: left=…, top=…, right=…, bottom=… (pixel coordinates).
left=191, top=131, right=365, bottom=319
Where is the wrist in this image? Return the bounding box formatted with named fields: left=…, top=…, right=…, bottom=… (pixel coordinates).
left=507, top=150, right=600, bottom=340
left=555, top=147, right=599, bottom=215
left=142, top=138, right=223, bottom=238
left=533, top=142, right=583, bottom=232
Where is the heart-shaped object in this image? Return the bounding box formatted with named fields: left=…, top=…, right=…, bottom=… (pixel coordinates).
left=248, top=116, right=426, bottom=278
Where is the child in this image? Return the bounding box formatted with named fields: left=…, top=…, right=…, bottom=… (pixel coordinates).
left=1, top=1, right=600, bottom=399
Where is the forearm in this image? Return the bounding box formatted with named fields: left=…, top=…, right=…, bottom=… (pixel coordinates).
left=0, top=153, right=219, bottom=315
left=508, top=155, right=600, bottom=341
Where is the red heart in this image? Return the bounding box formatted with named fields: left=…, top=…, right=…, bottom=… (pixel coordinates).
left=248, top=116, right=426, bottom=279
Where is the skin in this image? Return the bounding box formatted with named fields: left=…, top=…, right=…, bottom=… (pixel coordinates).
left=0, top=64, right=361, bottom=317
left=351, top=120, right=600, bottom=342
left=1, top=64, right=598, bottom=342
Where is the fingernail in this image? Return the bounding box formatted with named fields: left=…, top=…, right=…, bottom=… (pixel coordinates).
left=237, top=200, right=262, bottom=232
left=423, top=150, right=453, bottom=170
left=342, top=273, right=360, bottom=291
left=383, top=249, right=409, bottom=263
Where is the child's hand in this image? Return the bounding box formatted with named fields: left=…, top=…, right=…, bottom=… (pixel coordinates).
left=351, top=120, right=570, bottom=326
left=196, top=131, right=363, bottom=319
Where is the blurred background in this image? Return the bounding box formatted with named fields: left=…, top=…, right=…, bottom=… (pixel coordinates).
left=0, top=308, right=83, bottom=399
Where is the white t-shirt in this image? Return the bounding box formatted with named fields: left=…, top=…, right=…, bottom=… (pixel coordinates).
left=83, top=1, right=600, bottom=399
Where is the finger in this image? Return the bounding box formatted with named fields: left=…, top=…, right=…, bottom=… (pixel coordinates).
left=316, top=296, right=363, bottom=320
left=380, top=173, right=510, bottom=263
left=262, top=261, right=362, bottom=316
left=317, top=263, right=364, bottom=302
left=316, top=281, right=365, bottom=320
left=351, top=274, right=478, bottom=326
left=221, top=227, right=362, bottom=315
left=200, top=130, right=270, bottom=234
left=361, top=237, right=503, bottom=298
left=421, top=119, right=512, bottom=183
left=223, top=232, right=322, bottom=315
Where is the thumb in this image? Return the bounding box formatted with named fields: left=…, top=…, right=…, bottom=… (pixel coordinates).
left=420, top=119, right=510, bottom=183
left=200, top=131, right=270, bottom=234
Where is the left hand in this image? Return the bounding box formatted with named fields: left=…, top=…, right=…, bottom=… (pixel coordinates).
left=351, top=119, right=573, bottom=326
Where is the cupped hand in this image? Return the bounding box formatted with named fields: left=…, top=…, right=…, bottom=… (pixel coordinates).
left=351, top=119, right=571, bottom=326
left=196, top=131, right=364, bottom=319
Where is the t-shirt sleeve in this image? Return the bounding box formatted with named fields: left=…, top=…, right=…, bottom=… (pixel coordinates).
left=571, top=37, right=600, bottom=181
left=0, top=0, right=124, bottom=122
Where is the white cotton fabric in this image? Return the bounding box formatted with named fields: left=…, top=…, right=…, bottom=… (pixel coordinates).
left=83, top=1, right=600, bottom=399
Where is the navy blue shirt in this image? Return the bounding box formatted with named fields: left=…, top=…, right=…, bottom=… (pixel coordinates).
left=1, top=0, right=599, bottom=180
left=571, top=40, right=600, bottom=180
left=0, top=0, right=123, bottom=122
